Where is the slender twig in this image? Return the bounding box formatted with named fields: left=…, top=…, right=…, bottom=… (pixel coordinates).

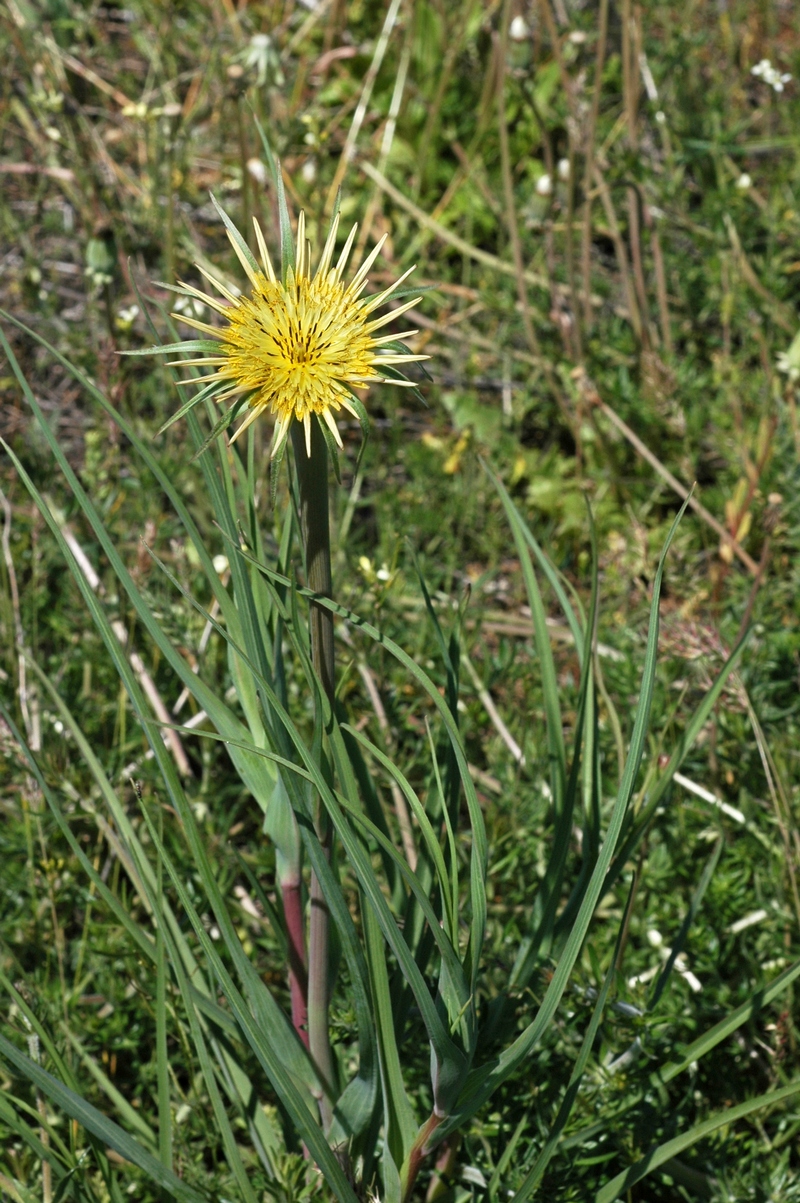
left=591, top=393, right=760, bottom=575
left=0, top=485, right=40, bottom=750
left=627, top=185, right=652, bottom=347
left=646, top=203, right=674, bottom=355
left=58, top=519, right=193, bottom=774
left=461, top=648, right=525, bottom=766
left=357, top=660, right=418, bottom=869
left=325, top=0, right=404, bottom=212
left=360, top=160, right=549, bottom=291
left=355, top=23, right=412, bottom=259
left=496, top=3, right=541, bottom=358
left=592, top=164, right=643, bottom=342
left=581, top=0, right=609, bottom=332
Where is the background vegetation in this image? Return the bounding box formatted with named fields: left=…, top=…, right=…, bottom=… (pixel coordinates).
left=1, top=0, right=800, bottom=1198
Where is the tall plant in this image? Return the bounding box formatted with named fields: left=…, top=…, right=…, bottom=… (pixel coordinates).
left=2, top=165, right=799, bottom=1202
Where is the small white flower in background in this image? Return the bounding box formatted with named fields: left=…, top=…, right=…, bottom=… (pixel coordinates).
left=241, top=31, right=283, bottom=87
left=301, top=158, right=317, bottom=183
left=777, top=329, right=800, bottom=382
left=246, top=157, right=267, bottom=186
left=173, top=294, right=208, bottom=319
left=557, top=157, right=570, bottom=181
left=115, top=304, right=139, bottom=332
left=655, top=109, right=666, bottom=125
left=212, top=554, right=229, bottom=576
left=535, top=173, right=553, bottom=196
left=736, top=172, right=752, bottom=190
left=509, top=14, right=529, bottom=41
left=122, top=100, right=148, bottom=119
left=751, top=58, right=791, bottom=92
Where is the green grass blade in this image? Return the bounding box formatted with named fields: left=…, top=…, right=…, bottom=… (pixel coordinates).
left=485, top=460, right=584, bottom=653
left=488, top=462, right=567, bottom=813
left=63, top=1030, right=157, bottom=1152
left=1, top=444, right=317, bottom=1113
left=345, top=724, right=453, bottom=934
left=0, top=1034, right=207, bottom=1203
left=660, top=956, right=800, bottom=1083
left=154, top=888, right=264, bottom=1202
left=155, top=376, right=229, bottom=436
left=511, top=512, right=599, bottom=989
left=135, top=810, right=359, bottom=1203
left=0, top=703, right=155, bottom=963
left=513, top=878, right=637, bottom=1201
left=209, top=191, right=261, bottom=278
left=438, top=499, right=690, bottom=1140
left=0, top=1092, right=69, bottom=1181
left=154, top=808, right=173, bottom=1176
left=143, top=541, right=470, bottom=1077
left=189, top=393, right=250, bottom=460
left=223, top=538, right=490, bottom=999
left=603, top=629, right=750, bottom=896
left=649, top=837, right=723, bottom=1011
left=362, top=903, right=417, bottom=1168
left=595, top=1080, right=800, bottom=1203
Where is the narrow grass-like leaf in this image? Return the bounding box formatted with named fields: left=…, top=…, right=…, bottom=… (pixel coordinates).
left=1, top=445, right=317, bottom=1111
left=136, top=809, right=358, bottom=1203
left=189, top=393, right=251, bottom=460
left=362, top=903, right=417, bottom=1169
left=649, top=837, right=723, bottom=1011
left=595, top=1080, right=800, bottom=1203
left=0, top=1092, right=68, bottom=1182
left=513, top=878, right=637, bottom=1201
left=123, top=339, right=221, bottom=357
left=603, top=629, right=750, bottom=896
left=511, top=508, right=598, bottom=989
left=345, top=724, right=453, bottom=933
left=140, top=546, right=465, bottom=1085
left=219, top=537, right=489, bottom=899
left=154, top=805, right=173, bottom=1176
left=562, top=955, right=800, bottom=1155
left=155, top=376, right=228, bottom=436
left=437, top=499, right=690, bottom=1142
left=209, top=192, right=261, bottom=279
left=660, top=957, right=800, bottom=1083
left=64, top=1030, right=157, bottom=1152
left=486, top=461, right=584, bottom=651
left=0, top=1034, right=207, bottom=1203
left=250, top=115, right=294, bottom=277
left=489, top=463, right=567, bottom=809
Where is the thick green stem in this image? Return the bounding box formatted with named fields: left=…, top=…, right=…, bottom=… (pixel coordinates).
left=292, top=417, right=336, bottom=1129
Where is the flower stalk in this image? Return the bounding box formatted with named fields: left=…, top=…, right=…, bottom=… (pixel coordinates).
left=292, top=415, right=336, bottom=1127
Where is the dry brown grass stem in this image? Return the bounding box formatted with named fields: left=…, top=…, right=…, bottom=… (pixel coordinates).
left=647, top=206, right=674, bottom=355
left=581, top=0, right=609, bottom=333
left=594, top=395, right=760, bottom=576
left=496, top=1, right=542, bottom=358
left=58, top=520, right=194, bottom=775
left=325, top=0, right=404, bottom=212
left=1, top=486, right=40, bottom=751
left=592, top=164, right=643, bottom=342
left=357, top=661, right=418, bottom=870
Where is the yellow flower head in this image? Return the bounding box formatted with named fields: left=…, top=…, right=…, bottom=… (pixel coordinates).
left=168, top=207, right=427, bottom=458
